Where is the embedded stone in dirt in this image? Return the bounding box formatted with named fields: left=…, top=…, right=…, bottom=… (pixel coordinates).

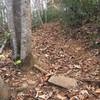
left=48, top=74, right=78, bottom=89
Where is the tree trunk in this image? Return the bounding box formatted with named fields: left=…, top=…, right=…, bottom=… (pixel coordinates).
left=20, top=0, right=32, bottom=60
left=6, top=0, right=32, bottom=61
left=6, top=0, right=18, bottom=59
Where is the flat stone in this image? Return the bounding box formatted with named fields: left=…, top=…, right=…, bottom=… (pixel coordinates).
left=48, top=74, right=78, bottom=89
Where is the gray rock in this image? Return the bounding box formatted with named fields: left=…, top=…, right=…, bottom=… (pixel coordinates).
left=48, top=74, right=78, bottom=89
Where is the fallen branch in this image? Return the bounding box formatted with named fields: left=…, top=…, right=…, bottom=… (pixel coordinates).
left=33, top=64, right=48, bottom=74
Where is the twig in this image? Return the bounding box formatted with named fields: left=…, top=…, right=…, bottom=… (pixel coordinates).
left=33, top=64, right=48, bottom=74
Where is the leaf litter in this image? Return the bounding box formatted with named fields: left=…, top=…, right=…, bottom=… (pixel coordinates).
left=0, top=22, right=100, bottom=100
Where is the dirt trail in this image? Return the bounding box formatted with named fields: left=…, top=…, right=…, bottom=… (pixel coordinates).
left=32, top=22, right=100, bottom=80
left=0, top=22, right=100, bottom=99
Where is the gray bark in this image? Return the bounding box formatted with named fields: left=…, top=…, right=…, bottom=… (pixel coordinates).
left=6, top=0, right=32, bottom=61
left=20, top=0, right=32, bottom=60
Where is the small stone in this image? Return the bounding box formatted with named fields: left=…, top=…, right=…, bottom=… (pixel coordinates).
left=48, top=74, right=78, bottom=89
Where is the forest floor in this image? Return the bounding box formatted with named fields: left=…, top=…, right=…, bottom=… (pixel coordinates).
left=0, top=22, right=100, bottom=100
